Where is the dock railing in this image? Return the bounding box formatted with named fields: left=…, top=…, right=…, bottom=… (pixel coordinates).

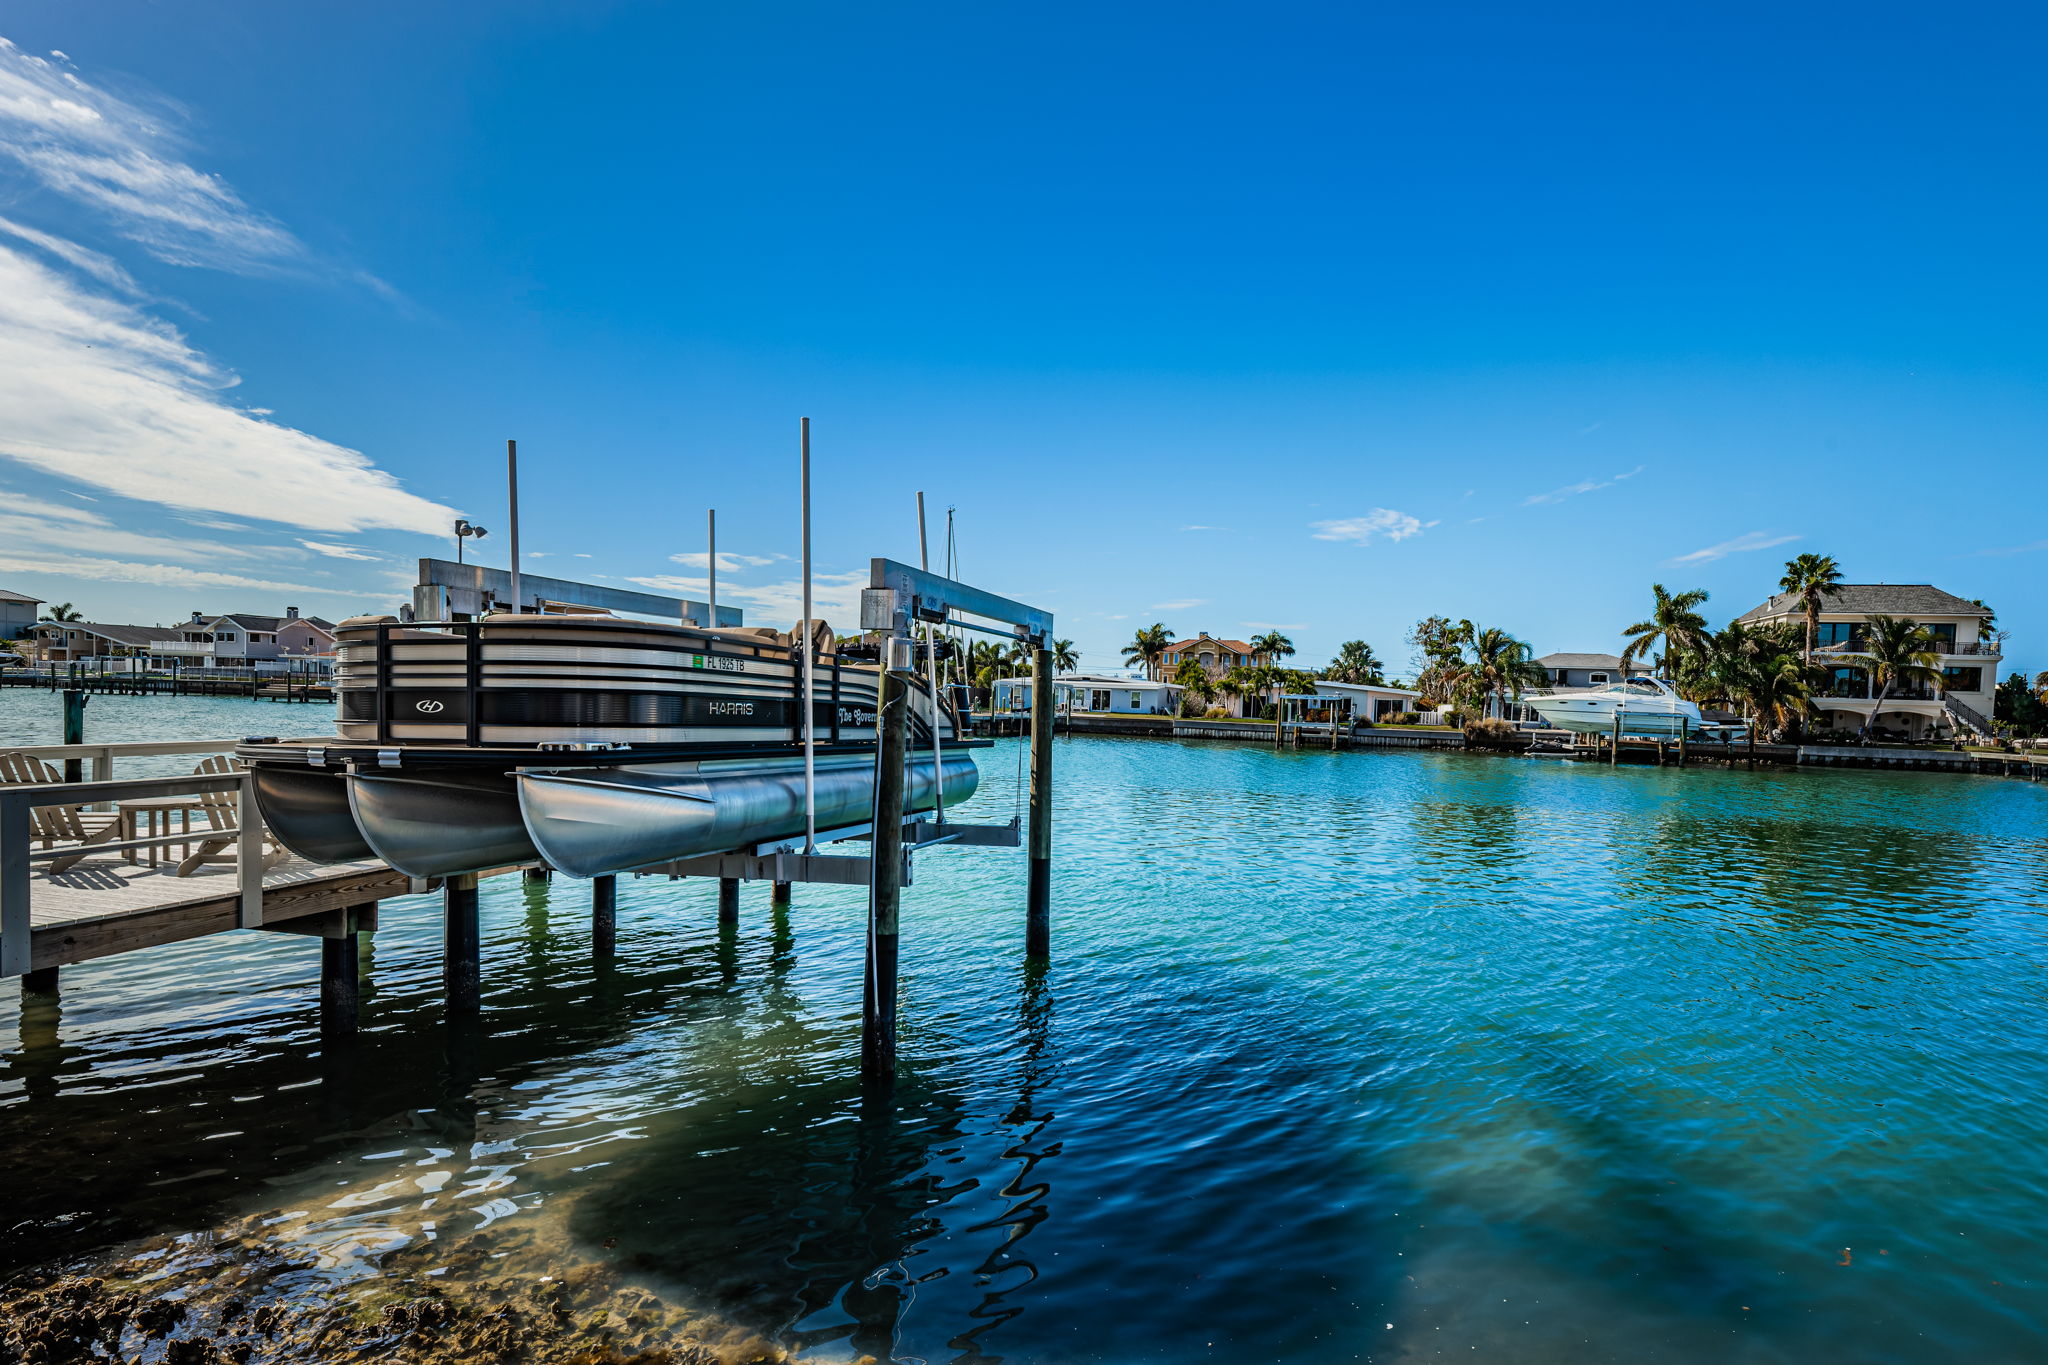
left=1, top=741, right=266, bottom=976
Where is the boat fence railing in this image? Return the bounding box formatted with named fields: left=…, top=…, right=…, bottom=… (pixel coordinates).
left=1, top=767, right=267, bottom=976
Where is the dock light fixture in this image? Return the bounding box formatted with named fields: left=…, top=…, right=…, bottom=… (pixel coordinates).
left=453, top=518, right=488, bottom=564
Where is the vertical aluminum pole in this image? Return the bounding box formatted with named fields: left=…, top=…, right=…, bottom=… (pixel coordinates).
left=917, top=492, right=946, bottom=824
left=801, top=417, right=816, bottom=851
left=506, top=439, right=522, bottom=613
left=706, top=508, right=717, bottom=628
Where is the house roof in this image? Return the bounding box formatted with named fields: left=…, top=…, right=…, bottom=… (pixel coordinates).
left=1314, top=679, right=1424, bottom=698
left=1162, top=635, right=1257, bottom=656
left=1537, top=652, right=1628, bottom=669
left=202, top=613, right=337, bottom=634
left=1737, top=585, right=1990, bottom=623
left=35, top=622, right=186, bottom=646
left=0, top=589, right=42, bottom=605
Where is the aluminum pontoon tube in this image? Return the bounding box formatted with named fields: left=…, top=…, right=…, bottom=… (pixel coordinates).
left=347, top=770, right=541, bottom=878
left=248, top=766, right=377, bottom=864
left=518, top=753, right=980, bottom=879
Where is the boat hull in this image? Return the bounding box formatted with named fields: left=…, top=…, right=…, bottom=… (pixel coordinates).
left=1523, top=696, right=1701, bottom=736
left=518, top=753, right=981, bottom=878
left=248, top=766, right=377, bottom=864
left=347, top=770, right=539, bottom=878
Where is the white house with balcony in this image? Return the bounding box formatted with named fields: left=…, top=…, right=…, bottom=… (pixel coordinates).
left=1735, top=584, right=2002, bottom=740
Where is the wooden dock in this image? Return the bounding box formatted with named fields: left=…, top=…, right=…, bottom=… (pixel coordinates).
left=24, top=852, right=411, bottom=976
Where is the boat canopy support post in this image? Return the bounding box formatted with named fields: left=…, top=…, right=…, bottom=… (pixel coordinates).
left=1027, top=643, right=1052, bottom=958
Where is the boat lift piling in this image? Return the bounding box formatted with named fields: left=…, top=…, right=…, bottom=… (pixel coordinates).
left=592, top=874, right=617, bottom=955
left=444, top=873, right=480, bottom=1013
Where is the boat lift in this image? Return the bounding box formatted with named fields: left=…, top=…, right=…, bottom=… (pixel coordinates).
left=645, top=555, right=1055, bottom=1079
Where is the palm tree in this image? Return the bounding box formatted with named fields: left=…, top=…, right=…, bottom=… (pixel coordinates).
left=1051, top=639, right=1080, bottom=670
left=1846, top=614, right=1943, bottom=743
left=40, top=602, right=82, bottom=623
left=1122, top=623, right=1172, bottom=682
left=1621, top=585, right=1710, bottom=680
left=1170, top=657, right=1214, bottom=716
left=1449, top=626, right=1546, bottom=719
left=1778, top=554, right=1845, bottom=660
left=1249, top=630, right=1295, bottom=668
left=1325, top=640, right=1384, bottom=685
left=2035, top=669, right=2048, bottom=702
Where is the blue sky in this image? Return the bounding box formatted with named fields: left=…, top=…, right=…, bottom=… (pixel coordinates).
left=0, top=2, right=2042, bottom=679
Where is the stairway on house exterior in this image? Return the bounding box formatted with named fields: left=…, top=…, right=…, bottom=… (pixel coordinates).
left=1945, top=695, right=1998, bottom=741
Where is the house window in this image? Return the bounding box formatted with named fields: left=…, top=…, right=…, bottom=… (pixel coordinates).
left=1815, top=622, right=1858, bottom=649
left=1925, top=623, right=1956, bottom=650
left=1943, top=667, right=1982, bottom=693
left=1129, top=691, right=1143, bottom=708
left=1588, top=672, right=1609, bottom=684
left=217, top=631, right=236, bottom=641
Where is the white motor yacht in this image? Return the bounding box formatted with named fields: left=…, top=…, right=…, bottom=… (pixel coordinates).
left=1520, top=676, right=1703, bottom=736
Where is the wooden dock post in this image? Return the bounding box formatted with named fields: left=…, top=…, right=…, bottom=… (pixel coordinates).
left=1677, top=728, right=1688, bottom=767
left=772, top=880, right=792, bottom=905
left=592, top=874, right=616, bottom=955
left=20, top=966, right=58, bottom=1000
left=717, top=877, right=741, bottom=925
left=523, top=865, right=551, bottom=882
left=1610, top=711, right=1623, bottom=766
left=1026, top=643, right=1053, bottom=959
left=61, top=690, right=86, bottom=783
left=322, top=930, right=360, bottom=1038
left=861, top=653, right=912, bottom=1080
left=444, top=873, right=480, bottom=1013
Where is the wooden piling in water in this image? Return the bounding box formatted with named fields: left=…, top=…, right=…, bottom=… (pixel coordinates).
left=321, top=932, right=360, bottom=1037
left=444, top=873, right=480, bottom=1013
left=717, top=877, right=740, bottom=925
left=592, top=874, right=616, bottom=955
left=20, top=966, right=58, bottom=1000
left=1027, top=644, right=1053, bottom=959
left=771, top=880, right=792, bottom=905
left=1610, top=711, right=1622, bottom=766
left=862, top=659, right=912, bottom=1080
left=61, top=691, right=86, bottom=784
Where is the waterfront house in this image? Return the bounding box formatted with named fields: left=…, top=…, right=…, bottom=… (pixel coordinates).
left=1312, top=679, right=1434, bottom=722
left=195, top=608, right=338, bottom=663
left=1158, top=633, right=1261, bottom=681
left=30, top=621, right=188, bottom=663
left=995, top=673, right=1184, bottom=715
left=0, top=589, right=41, bottom=642
left=1535, top=652, right=1652, bottom=689
left=1735, top=584, right=2001, bottom=739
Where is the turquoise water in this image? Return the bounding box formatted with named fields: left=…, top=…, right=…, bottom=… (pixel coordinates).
left=2, top=690, right=2046, bottom=1361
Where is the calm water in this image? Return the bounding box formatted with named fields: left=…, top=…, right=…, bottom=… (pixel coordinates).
left=2, top=689, right=2045, bottom=1362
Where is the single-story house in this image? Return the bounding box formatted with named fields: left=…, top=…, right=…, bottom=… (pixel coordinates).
left=994, top=673, right=1184, bottom=715
left=30, top=622, right=189, bottom=662
left=1312, top=679, right=1435, bottom=721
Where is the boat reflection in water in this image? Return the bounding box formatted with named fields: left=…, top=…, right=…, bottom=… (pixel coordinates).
left=239, top=612, right=982, bottom=878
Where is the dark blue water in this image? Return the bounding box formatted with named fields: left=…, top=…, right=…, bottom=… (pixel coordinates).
left=3, top=691, right=2045, bottom=1361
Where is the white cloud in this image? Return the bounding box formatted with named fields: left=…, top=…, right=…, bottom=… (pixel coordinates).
left=0, top=239, right=455, bottom=535
left=1148, top=598, right=1208, bottom=611
left=0, top=213, right=144, bottom=294
left=0, top=550, right=362, bottom=595
left=1310, top=509, right=1425, bottom=544
left=0, top=39, right=302, bottom=271
left=572, top=553, right=593, bottom=558
left=1523, top=465, right=1644, bottom=507
left=0, top=487, right=255, bottom=562
left=668, top=550, right=782, bottom=570
left=1666, top=531, right=1801, bottom=566
left=299, top=540, right=380, bottom=562
left=1179, top=524, right=1229, bottom=532
left=1976, top=539, right=2048, bottom=557
left=625, top=570, right=869, bottom=629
